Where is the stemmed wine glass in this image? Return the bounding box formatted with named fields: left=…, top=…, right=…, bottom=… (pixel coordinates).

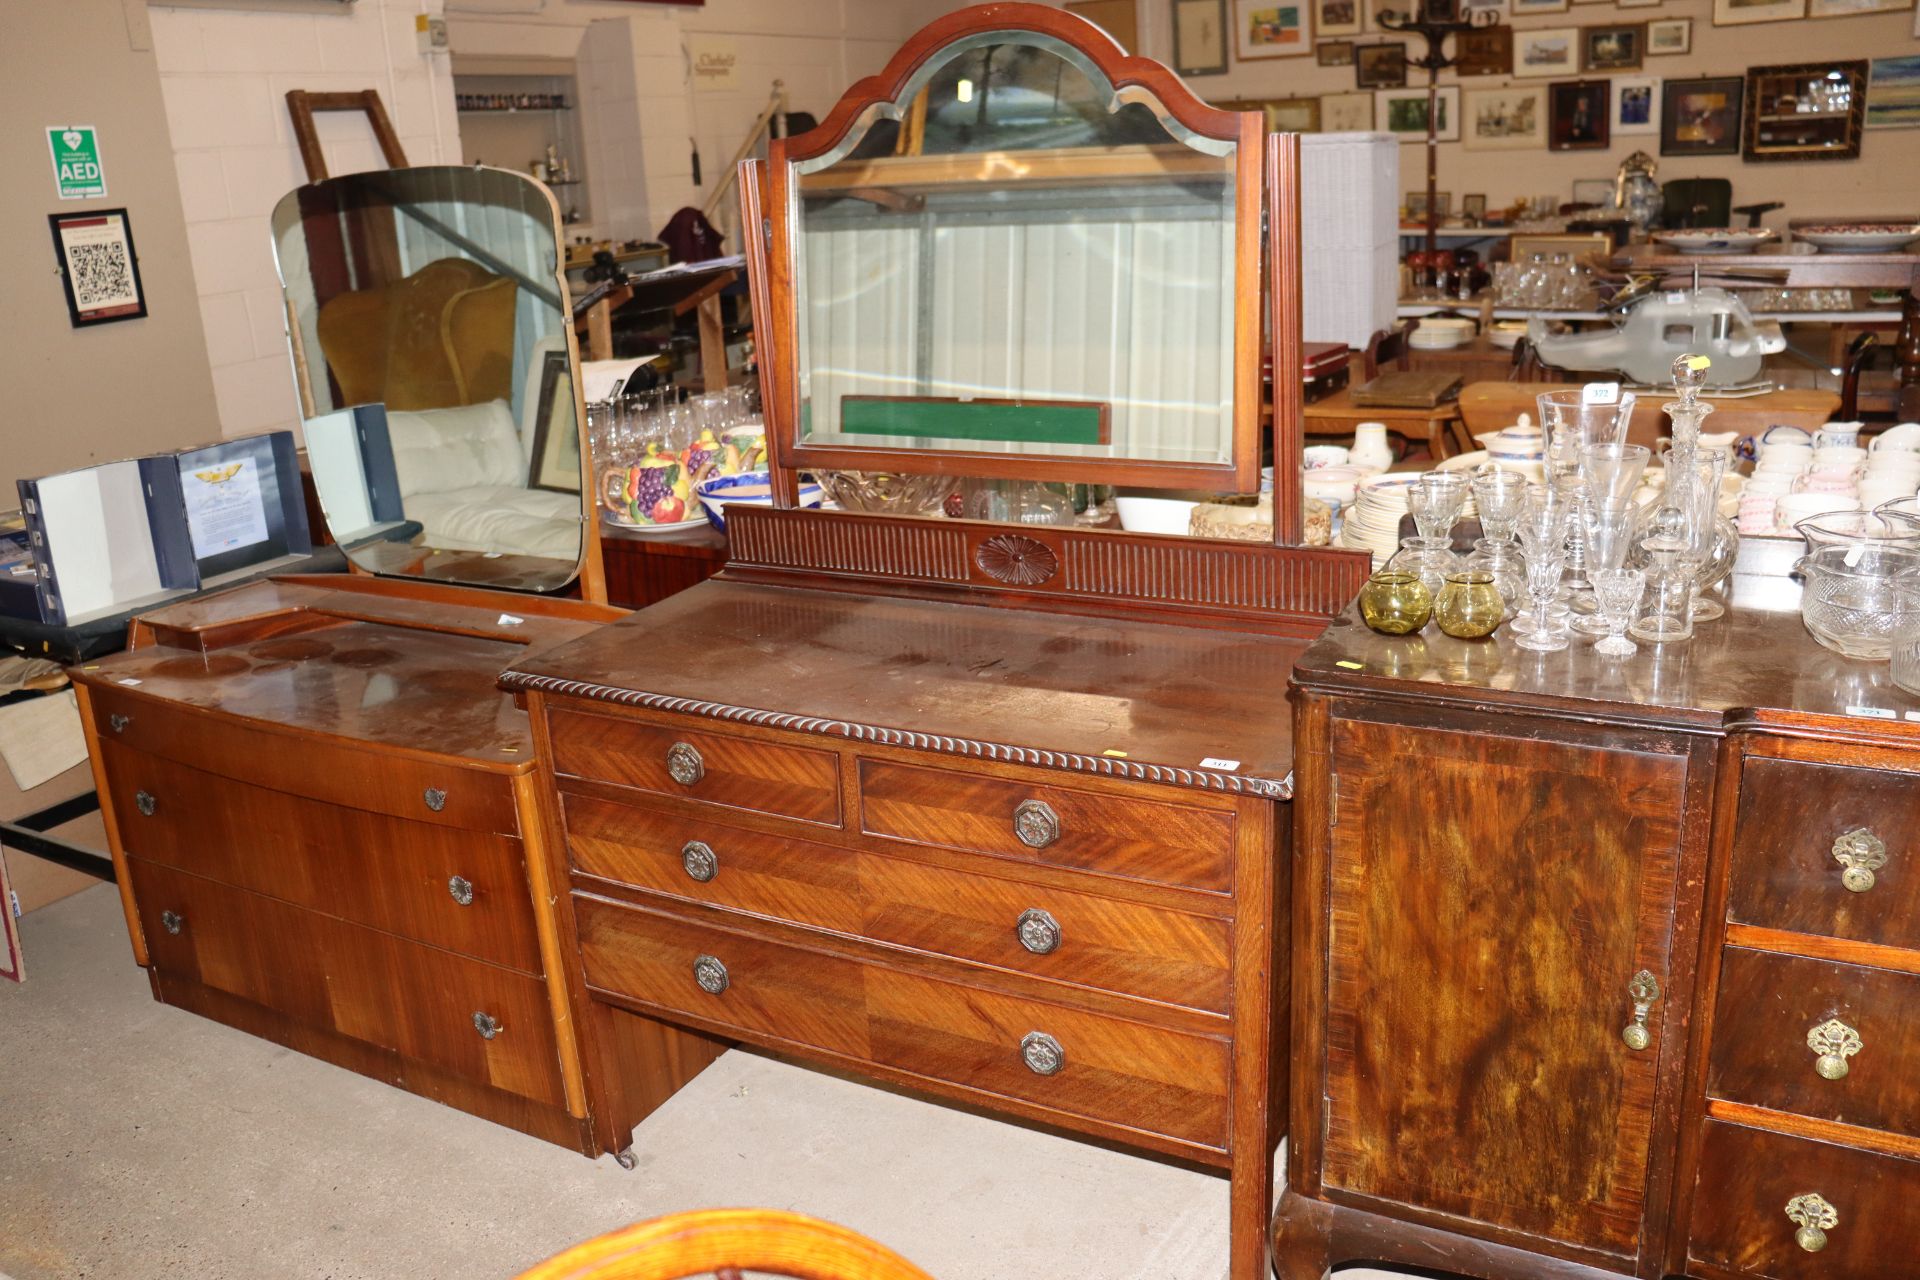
left=1572, top=443, right=1649, bottom=635
left=1466, top=468, right=1528, bottom=620
left=1514, top=483, right=1573, bottom=652
left=1391, top=472, right=1469, bottom=594
left=1591, top=568, right=1647, bottom=657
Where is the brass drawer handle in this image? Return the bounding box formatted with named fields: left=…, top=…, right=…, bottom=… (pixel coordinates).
left=1020, top=1031, right=1064, bottom=1076
left=1016, top=908, right=1061, bottom=955
left=160, top=909, right=183, bottom=935
left=448, top=876, right=474, bottom=907
left=135, top=791, right=157, bottom=817
left=472, top=1011, right=503, bottom=1040
left=423, top=787, right=447, bottom=813
left=108, top=713, right=129, bottom=733
left=666, top=742, right=705, bottom=787
left=1808, top=1018, right=1862, bottom=1080
left=1833, top=828, right=1888, bottom=893
left=681, top=840, right=718, bottom=883
left=1622, top=970, right=1660, bottom=1051
left=693, top=954, right=729, bottom=995
left=1786, top=1193, right=1838, bottom=1253
left=1013, top=799, right=1059, bottom=849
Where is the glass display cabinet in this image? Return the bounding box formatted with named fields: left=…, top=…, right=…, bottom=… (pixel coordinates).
left=1742, top=62, right=1867, bottom=163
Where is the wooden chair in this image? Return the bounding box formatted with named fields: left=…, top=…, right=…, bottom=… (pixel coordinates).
left=1840, top=331, right=1878, bottom=422
left=1303, top=320, right=1471, bottom=460
left=515, top=1209, right=937, bottom=1280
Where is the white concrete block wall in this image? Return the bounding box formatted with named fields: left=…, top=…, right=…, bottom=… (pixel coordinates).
left=149, top=0, right=461, bottom=439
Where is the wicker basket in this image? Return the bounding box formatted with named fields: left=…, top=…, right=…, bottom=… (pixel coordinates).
left=1188, top=495, right=1332, bottom=546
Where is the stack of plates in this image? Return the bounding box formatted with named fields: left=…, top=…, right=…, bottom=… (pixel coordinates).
left=1409, top=317, right=1476, bottom=350
left=1337, top=473, right=1481, bottom=566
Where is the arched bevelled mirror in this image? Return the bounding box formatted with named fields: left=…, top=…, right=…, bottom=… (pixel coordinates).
left=761, top=3, right=1264, bottom=494
left=270, top=165, right=591, bottom=593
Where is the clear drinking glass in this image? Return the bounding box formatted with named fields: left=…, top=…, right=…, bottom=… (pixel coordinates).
left=1393, top=472, right=1469, bottom=594
left=1629, top=508, right=1695, bottom=644
left=1514, top=484, right=1572, bottom=652
left=1573, top=500, right=1639, bottom=635
left=1592, top=568, right=1646, bottom=657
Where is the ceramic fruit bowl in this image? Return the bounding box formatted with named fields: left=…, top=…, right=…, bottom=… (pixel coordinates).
left=1794, top=223, right=1920, bottom=254
left=694, top=470, right=823, bottom=533
left=1652, top=228, right=1777, bottom=255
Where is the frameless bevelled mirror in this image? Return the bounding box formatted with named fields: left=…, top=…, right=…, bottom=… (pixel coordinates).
left=776, top=26, right=1257, bottom=488
left=270, top=165, right=587, bottom=592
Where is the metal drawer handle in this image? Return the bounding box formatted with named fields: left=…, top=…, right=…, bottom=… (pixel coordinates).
left=1808, top=1018, right=1862, bottom=1081
left=1786, top=1193, right=1838, bottom=1253
left=1013, top=799, right=1059, bottom=849
left=1833, top=828, right=1888, bottom=893
left=693, top=954, right=729, bottom=995
left=108, top=713, right=129, bottom=733
left=160, top=909, right=183, bottom=936
left=135, top=791, right=157, bottom=817
left=1020, top=1031, right=1064, bottom=1076
left=472, top=1011, right=502, bottom=1040
left=448, top=876, right=474, bottom=907
left=423, top=787, right=447, bottom=813
left=666, top=742, right=705, bottom=786
left=1016, top=908, right=1061, bottom=955
left=1622, top=970, right=1660, bottom=1051
left=682, top=840, right=718, bottom=883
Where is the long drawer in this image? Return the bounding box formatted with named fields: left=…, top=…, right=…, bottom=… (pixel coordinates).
left=130, top=858, right=565, bottom=1108
left=105, top=741, right=542, bottom=975
left=1689, top=1121, right=1920, bottom=1278
left=856, top=758, right=1235, bottom=893
left=563, top=794, right=1231, bottom=1014
left=88, top=683, right=519, bottom=834
left=1708, top=947, right=1920, bottom=1138
left=573, top=892, right=1232, bottom=1151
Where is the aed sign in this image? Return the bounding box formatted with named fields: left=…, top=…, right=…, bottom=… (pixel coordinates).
left=48, top=126, right=106, bottom=200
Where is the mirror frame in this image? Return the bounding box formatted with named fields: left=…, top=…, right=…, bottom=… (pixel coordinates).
left=753, top=2, right=1266, bottom=495
left=273, top=163, right=605, bottom=602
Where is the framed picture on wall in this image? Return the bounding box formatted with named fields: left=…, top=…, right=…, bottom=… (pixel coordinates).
left=1317, top=0, right=1363, bottom=35
left=1661, top=75, right=1744, bottom=154
left=1462, top=193, right=1488, bottom=219
left=1378, top=86, right=1462, bottom=140
left=1454, top=26, right=1513, bottom=76
left=1617, top=0, right=1662, bottom=8
left=1549, top=80, right=1611, bottom=149
left=1463, top=84, right=1547, bottom=148
left=1463, top=0, right=1508, bottom=16
left=1510, top=0, right=1571, bottom=13
left=1318, top=38, right=1356, bottom=64
left=1809, top=0, right=1907, bottom=14
left=1513, top=26, right=1579, bottom=78
left=1867, top=54, right=1920, bottom=128
left=1646, top=17, right=1691, bottom=54
left=1355, top=41, right=1409, bottom=86
left=1234, top=0, right=1313, bottom=58
left=1320, top=89, right=1376, bottom=129
left=1224, top=95, right=1324, bottom=130
left=1614, top=75, right=1661, bottom=134
left=1173, top=0, right=1231, bottom=75
left=48, top=208, right=146, bottom=328
left=1583, top=23, right=1644, bottom=71
left=528, top=350, right=583, bottom=494
left=1712, top=0, right=1805, bottom=25
left=1065, top=0, right=1142, bottom=50
left=1743, top=61, right=1867, bottom=160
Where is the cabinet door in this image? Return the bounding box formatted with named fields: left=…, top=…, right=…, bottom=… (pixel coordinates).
left=1321, top=713, right=1688, bottom=1262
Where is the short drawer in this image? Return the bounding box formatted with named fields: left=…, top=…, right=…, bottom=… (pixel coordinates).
left=104, top=741, right=542, bottom=975
left=1728, top=756, right=1920, bottom=948
left=1689, top=1121, right=1920, bottom=1278
left=857, top=759, right=1234, bottom=893
left=574, top=894, right=1232, bottom=1150
left=563, top=795, right=1231, bottom=1014
left=87, top=683, right=518, bottom=834
left=130, top=859, right=565, bottom=1107
left=1708, top=947, right=1920, bottom=1138
left=547, top=707, right=840, bottom=826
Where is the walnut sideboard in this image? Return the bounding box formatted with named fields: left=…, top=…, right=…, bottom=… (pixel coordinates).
left=73, top=576, right=724, bottom=1160
left=1281, top=584, right=1920, bottom=1280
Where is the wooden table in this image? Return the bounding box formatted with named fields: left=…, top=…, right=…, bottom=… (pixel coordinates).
left=1303, top=385, right=1472, bottom=460
left=1457, top=382, right=1841, bottom=448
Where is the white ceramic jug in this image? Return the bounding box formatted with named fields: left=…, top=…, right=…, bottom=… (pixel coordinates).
left=1350, top=422, right=1393, bottom=474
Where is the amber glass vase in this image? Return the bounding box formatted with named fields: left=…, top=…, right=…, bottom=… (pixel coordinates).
left=1359, top=570, right=1433, bottom=635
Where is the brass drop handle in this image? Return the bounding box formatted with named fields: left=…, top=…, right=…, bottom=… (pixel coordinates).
left=1622, top=970, right=1660, bottom=1051
left=1832, top=828, right=1888, bottom=893
left=1786, top=1193, right=1838, bottom=1253
left=1013, top=799, right=1059, bottom=849
left=693, top=954, right=729, bottom=995
left=667, top=742, right=705, bottom=786
left=472, top=1011, right=503, bottom=1040
left=1020, top=1031, right=1064, bottom=1076
left=160, top=909, right=183, bottom=935
left=135, top=790, right=156, bottom=817
left=681, top=840, right=718, bottom=883
left=448, top=876, right=474, bottom=906
left=1015, top=908, right=1061, bottom=955
left=108, top=713, right=129, bottom=733
left=1808, top=1018, right=1862, bottom=1080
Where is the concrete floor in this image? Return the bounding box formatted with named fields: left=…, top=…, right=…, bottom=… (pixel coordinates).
left=1, top=885, right=1414, bottom=1280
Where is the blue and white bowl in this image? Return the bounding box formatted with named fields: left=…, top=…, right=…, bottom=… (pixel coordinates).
left=693, top=469, right=823, bottom=533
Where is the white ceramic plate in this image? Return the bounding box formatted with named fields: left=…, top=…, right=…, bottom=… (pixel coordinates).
left=1795, top=226, right=1920, bottom=254
left=1652, top=229, right=1777, bottom=256
left=602, top=514, right=709, bottom=534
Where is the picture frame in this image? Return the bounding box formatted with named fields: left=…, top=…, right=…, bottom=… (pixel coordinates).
left=1378, top=86, right=1462, bottom=141
left=1510, top=0, right=1570, bottom=13
left=1582, top=23, right=1644, bottom=71
left=1463, top=84, right=1547, bottom=148
left=1614, top=75, right=1660, bottom=134
left=1064, top=0, right=1141, bottom=50
left=48, top=208, right=146, bottom=328
left=1571, top=177, right=1615, bottom=206
left=1512, top=231, right=1614, bottom=261
left=1406, top=190, right=1429, bottom=221
left=1355, top=41, right=1408, bottom=87
left=1462, top=193, right=1488, bottom=219
left=1223, top=95, right=1323, bottom=131
left=1234, top=0, right=1313, bottom=59
left=1646, top=17, right=1691, bottom=54
left=1616, top=0, right=1662, bottom=8
left=1548, top=79, right=1611, bottom=150
left=1512, top=26, right=1579, bottom=78
left=1320, top=89, right=1376, bottom=129
left=1809, top=0, right=1906, bottom=14
left=1660, top=75, right=1744, bottom=155
left=1867, top=54, right=1920, bottom=129
left=1463, top=0, right=1508, bottom=17
left=1743, top=60, right=1868, bottom=161
left=1317, top=0, right=1363, bottom=35
left=527, top=349, right=584, bottom=494
left=1173, top=0, right=1231, bottom=75
left=1712, top=0, right=1805, bottom=25
left=1453, top=26, right=1512, bottom=76
left=1318, top=38, right=1356, bottom=64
